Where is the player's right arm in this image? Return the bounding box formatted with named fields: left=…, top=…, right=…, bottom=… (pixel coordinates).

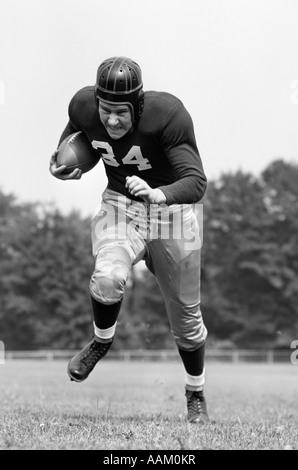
left=49, top=148, right=82, bottom=180
left=49, top=95, right=83, bottom=180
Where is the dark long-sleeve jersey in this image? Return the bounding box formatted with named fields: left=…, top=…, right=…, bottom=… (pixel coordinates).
left=59, top=87, right=207, bottom=204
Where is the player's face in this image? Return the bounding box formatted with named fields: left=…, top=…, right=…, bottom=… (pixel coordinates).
left=98, top=101, right=133, bottom=140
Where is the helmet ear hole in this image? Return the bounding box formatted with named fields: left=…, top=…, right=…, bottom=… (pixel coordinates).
left=138, top=91, right=144, bottom=116
left=95, top=56, right=144, bottom=122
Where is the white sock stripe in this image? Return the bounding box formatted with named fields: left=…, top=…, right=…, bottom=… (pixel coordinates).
left=185, top=368, right=205, bottom=387
left=93, top=321, right=117, bottom=340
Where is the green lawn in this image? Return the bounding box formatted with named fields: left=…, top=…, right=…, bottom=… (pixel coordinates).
left=0, top=359, right=297, bottom=450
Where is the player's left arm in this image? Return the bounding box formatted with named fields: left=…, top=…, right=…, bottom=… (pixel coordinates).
left=125, top=176, right=166, bottom=204
left=158, top=103, right=207, bottom=205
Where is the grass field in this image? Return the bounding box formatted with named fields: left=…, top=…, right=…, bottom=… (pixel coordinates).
left=0, top=359, right=297, bottom=450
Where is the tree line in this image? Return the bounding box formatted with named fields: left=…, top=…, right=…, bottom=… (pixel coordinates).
left=0, top=159, right=297, bottom=350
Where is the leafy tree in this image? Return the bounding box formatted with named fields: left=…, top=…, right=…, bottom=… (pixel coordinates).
left=0, top=192, right=41, bottom=349
left=0, top=192, right=94, bottom=349
left=115, top=266, right=175, bottom=350
left=1, top=159, right=297, bottom=350
left=201, top=161, right=298, bottom=347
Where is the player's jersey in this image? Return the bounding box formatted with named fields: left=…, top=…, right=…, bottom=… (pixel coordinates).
left=59, top=87, right=207, bottom=204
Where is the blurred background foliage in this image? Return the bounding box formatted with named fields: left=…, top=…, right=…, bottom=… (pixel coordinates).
left=1, top=159, right=297, bottom=350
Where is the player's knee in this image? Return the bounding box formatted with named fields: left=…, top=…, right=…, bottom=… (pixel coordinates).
left=173, top=323, right=208, bottom=351
left=175, top=336, right=206, bottom=351
left=89, top=272, right=126, bottom=304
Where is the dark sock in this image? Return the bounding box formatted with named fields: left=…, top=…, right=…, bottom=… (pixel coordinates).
left=178, top=343, right=205, bottom=376
left=91, top=296, right=122, bottom=329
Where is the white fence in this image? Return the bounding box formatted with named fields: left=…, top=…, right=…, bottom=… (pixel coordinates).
left=3, top=349, right=292, bottom=363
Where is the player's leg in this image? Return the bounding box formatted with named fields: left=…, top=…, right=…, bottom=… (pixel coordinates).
left=68, top=190, right=146, bottom=382
left=67, top=243, right=132, bottom=382
left=145, top=206, right=208, bottom=422
left=178, top=343, right=208, bottom=424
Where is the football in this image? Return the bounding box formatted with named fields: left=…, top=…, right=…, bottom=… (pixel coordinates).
left=57, top=131, right=100, bottom=174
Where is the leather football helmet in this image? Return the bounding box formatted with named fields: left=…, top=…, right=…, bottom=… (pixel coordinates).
left=95, top=56, right=144, bottom=122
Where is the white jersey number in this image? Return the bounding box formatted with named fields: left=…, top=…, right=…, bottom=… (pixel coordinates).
left=122, top=146, right=151, bottom=170
left=92, top=141, right=119, bottom=167
left=92, top=141, right=152, bottom=171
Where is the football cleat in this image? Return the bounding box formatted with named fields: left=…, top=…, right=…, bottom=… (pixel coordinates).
left=67, top=338, right=113, bottom=382
left=185, top=389, right=209, bottom=423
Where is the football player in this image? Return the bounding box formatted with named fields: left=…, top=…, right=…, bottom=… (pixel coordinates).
left=49, top=56, right=209, bottom=423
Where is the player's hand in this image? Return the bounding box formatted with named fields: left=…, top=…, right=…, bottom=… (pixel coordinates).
left=49, top=149, right=82, bottom=180
left=125, top=175, right=166, bottom=204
